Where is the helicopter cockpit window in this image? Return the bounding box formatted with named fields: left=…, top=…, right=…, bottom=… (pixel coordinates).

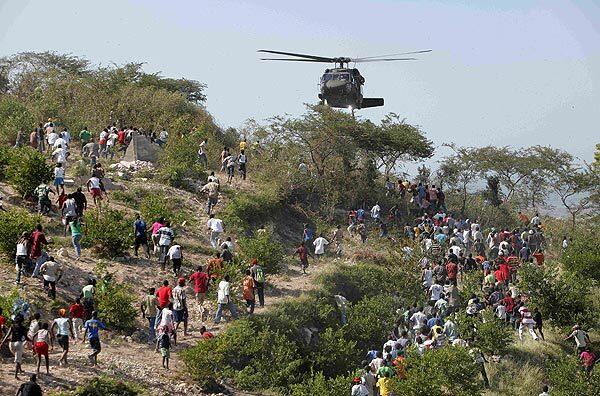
left=322, top=73, right=350, bottom=82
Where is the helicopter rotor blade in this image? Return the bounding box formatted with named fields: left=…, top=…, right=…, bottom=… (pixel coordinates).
left=260, top=58, right=331, bottom=62
left=258, top=50, right=333, bottom=62
left=354, top=49, right=432, bottom=61
left=353, top=58, right=418, bottom=63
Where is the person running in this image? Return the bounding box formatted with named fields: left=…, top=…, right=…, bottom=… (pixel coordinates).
left=53, top=163, right=65, bottom=195
left=0, top=314, right=30, bottom=379
left=150, top=217, right=165, bottom=255
left=295, top=242, right=311, bottom=274
left=51, top=308, right=74, bottom=366
left=225, top=151, right=236, bottom=183
left=565, top=324, right=591, bottom=353
left=86, top=175, right=104, bottom=209
left=172, top=278, right=189, bottom=337
left=158, top=332, right=171, bottom=370
left=81, top=279, right=96, bottom=321
left=518, top=304, right=539, bottom=341
left=214, top=275, right=238, bottom=324
left=133, top=213, right=151, bottom=259
left=157, top=221, right=174, bottom=271
left=69, top=298, right=85, bottom=340
left=332, top=225, right=344, bottom=257
left=141, top=287, right=160, bottom=345
left=68, top=217, right=85, bottom=259
left=206, top=214, right=224, bottom=249
left=32, top=323, right=51, bottom=375
left=167, top=242, right=183, bottom=277
left=34, top=183, right=54, bottom=215
left=15, top=374, right=43, bottom=396
left=156, top=280, right=173, bottom=309
left=249, top=258, right=265, bottom=308
left=243, top=270, right=256, bottom=314
left=39, top=257, right=62, bottom=299
left=237, top=149, right=247, bottom=180
left=29, top=224, right=50, bottom=279
left=14, top=232, right=30, bottom=285
left=72, top=187, right=87, bottom=217
left=313, top=233, right=329, bottom=259
left=82, top=311, right=106, bottom=366
left=189, top=266, right=210, bottom=321
left=155, top=302, right=176, bottom=349
left=200, top=179, right=220, bottom=214
left=532, top=307, right=545, bottom=341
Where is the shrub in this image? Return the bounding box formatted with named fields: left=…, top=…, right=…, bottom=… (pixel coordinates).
left=5, top=147, right=53, bottom=198
left=344, top=295, right=398, bottom=352
left=139, top=191, right=184, bottom=225
left=0, top=289, right=20, bottom=325
left=0, top=97, right=35, bottom=146
left=455, top=310, right=513, bottom=355
left=390, top=347, right=484, bottom=396
left=221, top=187, right=282, bottom=231
left=0, top=208, right=39, bottom=256
left=289, top=372, right=351, bottom=396
left=519, top=262, right=597, bottom=328
left=317, top=263, right=422, bottom=304
left=73, top=375, right=145, bottom=396
left=95, top=276, right=137, bottom=332
left=562, top=225, right=600, bottom=281
left=238, top=231, right=284, bottom=274
left=158, top=133, right=206, bottom=191
left=82, top=209, right=131, bottom=258
left=547, top=355, right=600, bottom=396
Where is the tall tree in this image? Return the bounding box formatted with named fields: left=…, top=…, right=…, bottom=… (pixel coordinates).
left=438, top=144, right=482, bottom=214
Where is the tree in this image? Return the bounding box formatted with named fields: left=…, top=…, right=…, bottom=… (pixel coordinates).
left=438, top=144, right=482, bottom=214
left=471, top=146, right=541, bottom=202
left=373, top=113, right=434, bottom=176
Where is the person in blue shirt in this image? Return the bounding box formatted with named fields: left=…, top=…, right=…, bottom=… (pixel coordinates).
left=133, top=213, right=150, bottom=258
left=82, top=311, right=106, bottom=366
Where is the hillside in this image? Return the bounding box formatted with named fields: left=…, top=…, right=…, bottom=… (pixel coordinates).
left=0, top=52, right=599, bottom=396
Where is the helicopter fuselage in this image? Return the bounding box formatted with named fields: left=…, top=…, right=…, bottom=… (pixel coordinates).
left=318, top=68, right=383, bottom=109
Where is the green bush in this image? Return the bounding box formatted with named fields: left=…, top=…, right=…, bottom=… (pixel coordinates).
left=73, top=375, right=145, bottom=396
left=95, top=279, right=137, bottom=332
left=238, top=231, right=284, bottom=274
left=221, top=187, right=282, bottom=231
left=0, top=97, right=35, bottom=146
left=182, top=318, right=305, bottom=393
left=0, top=208, right=39, bottom=256
left=5, top=147, right=53, bottom=198
left=344, top=295, right=398, bottom=352
left=390, top=347, right=484, bottom=396
left=562, top=225, right=600, bottom=281
left=289, top=372, right=352, bottom=396
left=519, top=262, right=597, bottom=328
left=547, top=355, right=600, bottom=396
left=0, top=289, right=20, bottom=325
left=139, top=191, right=184, bottom=225
left=82, top=209, right=131, bottom=258
left=158, top=133, right=206, bottom=191
left=455, top=310, right=513, bottom=355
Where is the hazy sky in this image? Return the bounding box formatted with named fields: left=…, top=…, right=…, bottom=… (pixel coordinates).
left=1, top=0, right=599, bottom=162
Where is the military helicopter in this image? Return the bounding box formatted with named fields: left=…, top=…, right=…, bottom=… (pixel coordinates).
left=258, top=49, right=431, bottom=110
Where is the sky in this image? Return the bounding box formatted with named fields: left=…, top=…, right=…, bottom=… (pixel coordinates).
left=1, top=0, right=599, bottom=164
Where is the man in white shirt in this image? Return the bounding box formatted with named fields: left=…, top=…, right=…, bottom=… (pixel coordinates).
left=410, top=307, right=427, bottom=331
left=214, top=275, right=238, bottom=324
left=167, top=243, right=182, bottom=276
left=171, top=278, right=188, bottom=336
left=313, top=234, right=329, bottom=259
left=429, top=281, right=443, bottom=302
left=52, top=145, right=67, bottom=166
left=157, top=129, right=168, bottom=147
left=53, top=134, right=67, bottom=150
left=157, top=221, right=174, bottom=271
left=47, top=130, right=58, bottom=147
left=370, top=203, right=381, bottom=221
left=206, top=214, right=224, bottom=249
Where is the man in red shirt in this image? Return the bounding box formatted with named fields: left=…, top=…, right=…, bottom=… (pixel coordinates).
left=29, top=224, right=49, bottom=277
left=199, top=325, right=214, bottom=340
left=295, top=242, right=311, bottom=275
left=156, top=280, right=172, bottom=309
left=189, top=266, right=209, bottom=320
left=445, top=259, right=458, bottom=286
left=69, top=298, right=85, bottom=340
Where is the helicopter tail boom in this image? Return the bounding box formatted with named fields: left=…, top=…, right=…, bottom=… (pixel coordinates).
left=360, top=98, right=384, bottom=108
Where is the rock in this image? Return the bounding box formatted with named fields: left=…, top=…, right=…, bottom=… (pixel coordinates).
left=57, top=248, right=69, bottom=258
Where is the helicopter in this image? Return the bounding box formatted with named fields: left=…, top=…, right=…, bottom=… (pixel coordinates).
left=258, top=49, right=431, bottom=110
